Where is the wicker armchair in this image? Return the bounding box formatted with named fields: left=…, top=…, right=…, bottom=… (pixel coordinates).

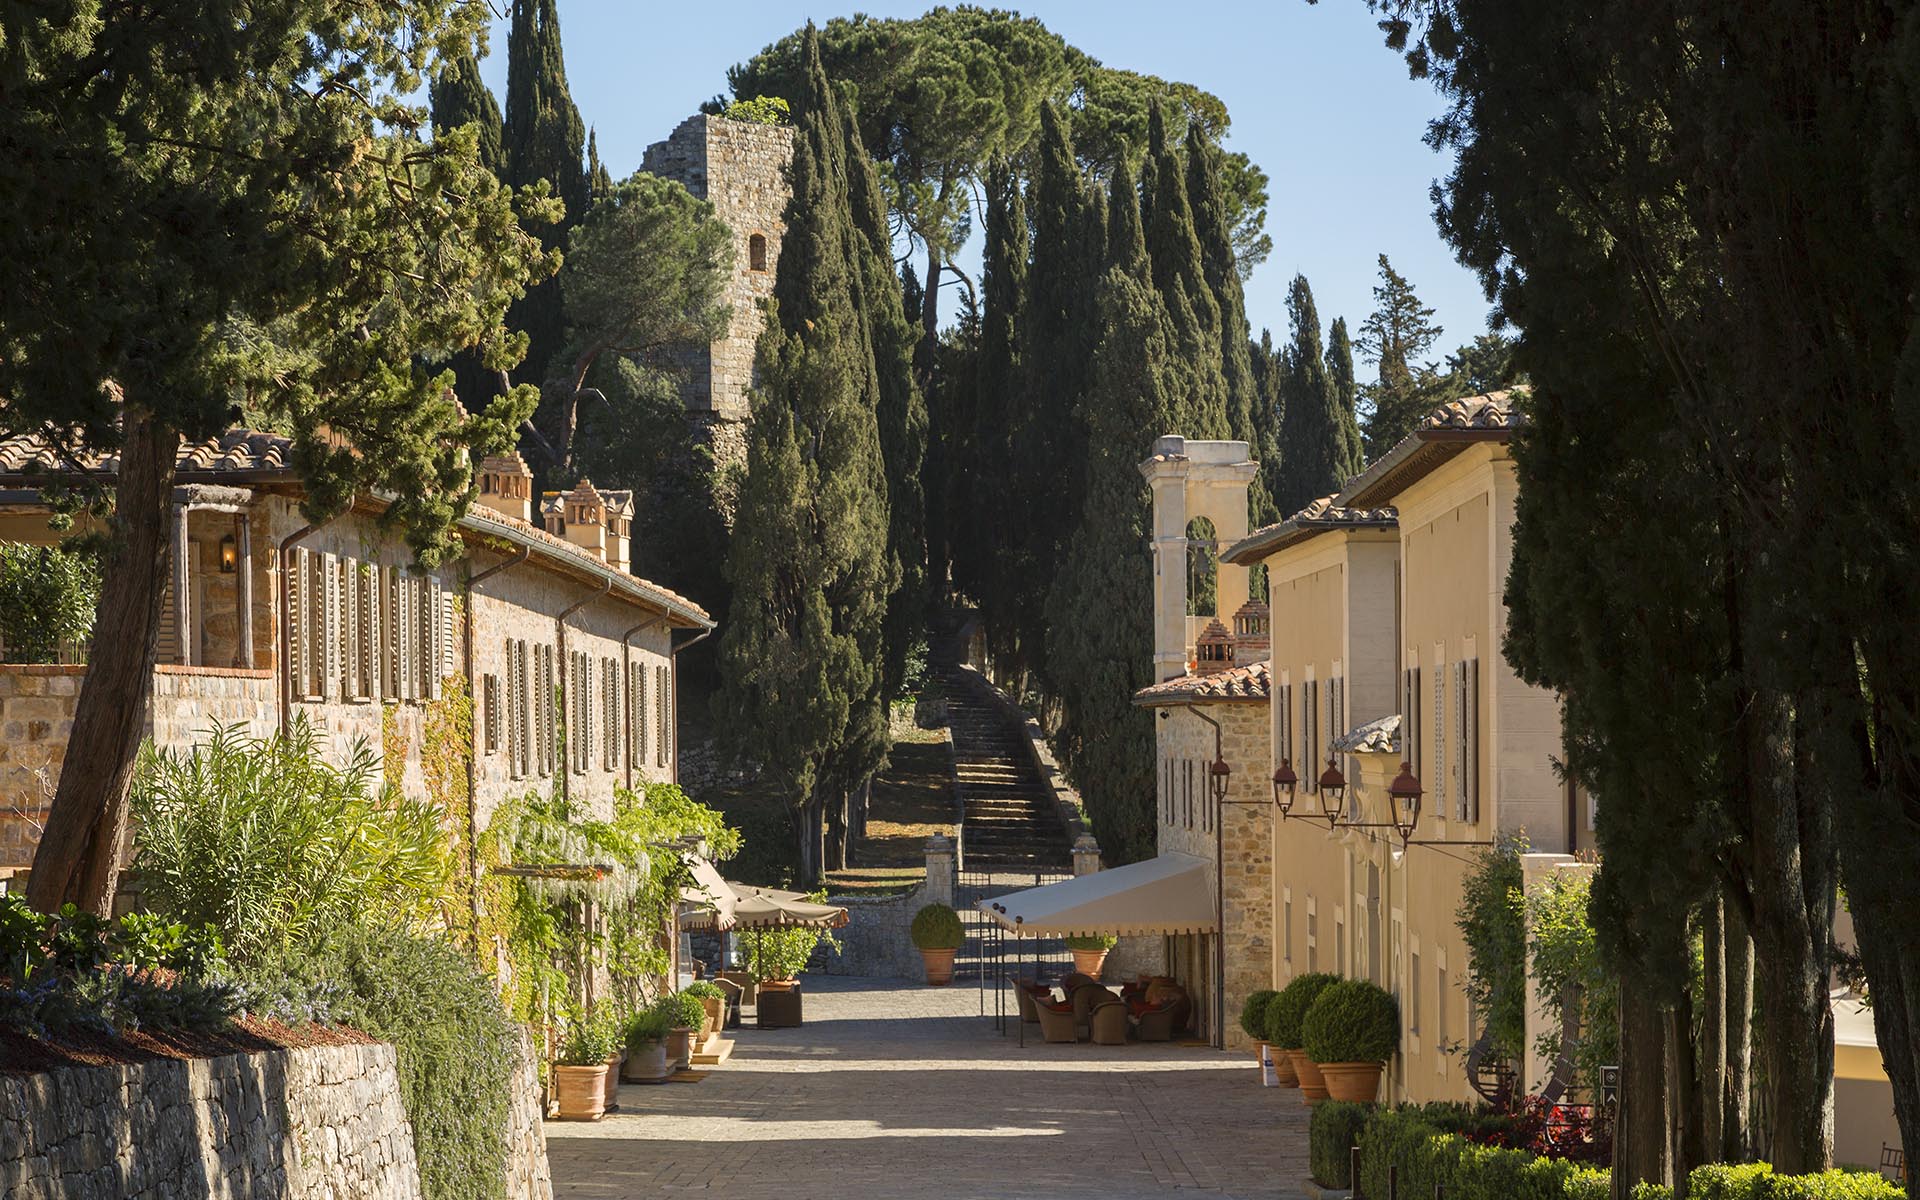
left=1013, top=980, right=1050, bottom=1025
left=712, top=977, right=745, bottom=1028
left=1035, top=1000, right=1079, bottom=1043
left=1130, top=1000, right=1180, bottom=1042
left=1070, top=984, right=1117, bottom=1039
left=1061, top=972, right=1096, bottom=994
left=1088, top=998, right=1130, bottom=1046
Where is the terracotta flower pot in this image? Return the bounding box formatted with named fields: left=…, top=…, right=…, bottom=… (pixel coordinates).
left=603, top=1054, right=623, bottom=1110
left=665, top=1026, right=694, bottom=1071
left=759, top=978, right=797, bottom=991
left=1070, top=948, right=1109, bottom=980
left=621, top=1040, right=670, bottom=1083
left=553, top=1064, right=609, bottom=1121
left=699, top=994, right=726, bottom=1038
left=1317, top=1061, right=1385, bottom=1103
left=1286, top=1049, right=1329, bottom=1104
left=1273, top=1046, right=1300, bottom=1088
left=920, top=947, right=957, bottom=985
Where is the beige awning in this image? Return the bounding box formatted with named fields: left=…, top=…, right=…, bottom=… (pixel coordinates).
left=679, top=857, right=740, bottom=930
left=727, top=885, right=850, bottom=930
left=978, top=852, right=1216, bottom=938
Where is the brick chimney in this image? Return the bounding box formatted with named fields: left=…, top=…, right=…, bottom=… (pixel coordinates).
left=474, top=452, right=534, bottom=524
left=1231, top=598, right=1270, bottom=666
left=1195, top=619, right=1235, bottom=676
left=562, top=479, right=608, bottom=561
left=602, top=489, right=634, bottom=574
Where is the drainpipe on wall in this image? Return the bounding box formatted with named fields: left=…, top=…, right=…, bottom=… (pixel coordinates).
left=667, top=626, right=714, bottom=787
left=555, top=579, right=612, bottom=808
left=463, top=546, right=530, bottom=945
left=619, top=617, right=662, bottom=793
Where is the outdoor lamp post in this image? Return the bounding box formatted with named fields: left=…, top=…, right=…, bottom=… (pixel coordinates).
left=1271, top=759, right=1299, bottom=816
left=1387, top=761, right=1423, bottom=844
left=1316, top=757, right=1346, bottom=827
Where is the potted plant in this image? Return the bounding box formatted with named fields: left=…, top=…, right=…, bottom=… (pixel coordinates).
left=621, top=1008, right=673, bottom=1084
left=1301, top=978, right=1400, bottom=1103
left=656, top=991, right=707, bottom=1072
left=684, top=980, right=728, bottom=1039
left=743, top=917, right=839, bottom=991
left=1240, top=988, right=1295, bottom=1087
left=1267, top=972, right=1340, bottom=1105
left=552, top=1013, right=618, bottom=1121
left=1063, top=933, right=1118, bottom=980
left=595, top=1006, right=627, bottom=1111
left=910, top=903, right=965, bottom=985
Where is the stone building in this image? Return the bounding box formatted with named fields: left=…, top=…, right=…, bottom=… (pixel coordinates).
left=640, top=113, right=795, bottom=481
left=0, top=431, right=712, bottom=867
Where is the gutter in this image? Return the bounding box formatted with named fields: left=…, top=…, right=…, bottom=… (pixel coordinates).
left=463, top=545, right=530, bottom=942
left=554, top=579, right=613, bottom=807
left=457, top=509, right=714, bottom=633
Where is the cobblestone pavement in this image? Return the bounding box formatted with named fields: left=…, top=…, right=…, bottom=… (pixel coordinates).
left=546, top=976, right=1311, bottom=1200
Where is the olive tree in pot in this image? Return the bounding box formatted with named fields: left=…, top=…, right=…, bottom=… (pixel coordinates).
left=1063, top=933, right=1118, bottom=980
left=1240, top=988, right=1296, bottom=1087
left=656, top=990, right=708, bottom=1072
left=622, top=1008, right=673, bottom=1084
left=1267, top=972, right=1340, bottom=1104
left=1301, top=978, right=1399, bottom=1103
left=554, top=1010, right=622, bottom=1120
left=910, top=903, right=965, bottom=985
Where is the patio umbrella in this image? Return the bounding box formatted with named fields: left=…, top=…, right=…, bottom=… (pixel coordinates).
left=725, top=885, right=850, bottom=930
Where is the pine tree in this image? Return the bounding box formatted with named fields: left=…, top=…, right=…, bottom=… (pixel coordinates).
left=1043, top=157, right=1173, bottom=865
left=1143, top=104, right=1228, bottom=439
left=431, top=48, right=505, bottom=177
left=843, top=101, right=929, bottom=713
left=1356, top=254, right=1444, bottom=457
left=1185, top=124, right=1261, bottom=467
left=717, top=26, right=893, bottom=884
left=955, top=160, right=1028, bottom=604
left=504, top=0, right=589, bottom=405
left=1274, top=276, right=1362, bottom=517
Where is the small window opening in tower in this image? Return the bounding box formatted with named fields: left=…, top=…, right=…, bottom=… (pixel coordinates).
left=1186, top=516, right=1218, bottom=616
left=749, top=233, right=768, bottom=272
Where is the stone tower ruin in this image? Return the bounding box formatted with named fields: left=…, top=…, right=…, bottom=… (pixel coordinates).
left=640, top=114, right=794, bottom=479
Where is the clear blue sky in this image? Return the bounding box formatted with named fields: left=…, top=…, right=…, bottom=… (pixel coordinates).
left=475, top=1, right=1493, bottom=366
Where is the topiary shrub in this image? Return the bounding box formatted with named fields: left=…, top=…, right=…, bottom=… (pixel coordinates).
left=681, top=980, right=725, bottom=1000
left=654, top=990, right=707, bottom=1031
left=910, top=903, right=965, bottom=950
left=1310, top=1099, right=1374, bottom=1186
left=1690, top=1163, right=1905, bottom=1200
left=1266, top=971, right=1340, bottom=1050
left=624, top=1007, right=670, bottom=1048
left=1303, top=977, right=1400, bottom=1063
left=1064, top=933, right=1118, bottom=952
left=1239, top=988, right=1280, bottom=1042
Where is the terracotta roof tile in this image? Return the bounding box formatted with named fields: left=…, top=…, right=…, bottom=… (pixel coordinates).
left=1221, top=494, right=1397, bottom=564
left=1420, top=390, right=1519, bottom=431
left=0, top=429, right=294, bottom=477
left=1133, top=661, right=1271, bottom=705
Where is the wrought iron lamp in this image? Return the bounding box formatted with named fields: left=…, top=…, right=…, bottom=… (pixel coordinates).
left=1271, top=759, right=1299, bottom=816
left=1316, top=757, right=1345, bottom=827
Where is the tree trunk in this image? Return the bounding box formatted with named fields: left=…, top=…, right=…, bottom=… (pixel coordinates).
left=810, top=795, right=826, bottom=887
left=824, top=789, right=847, bottom=873
left=1614, top=983, right=1677, bottom=1200
left=793, top=799, right=817, bottom=886
left=1672, top=988, right=1703, bottom=1193
left=26, top=410, right=180, bottom=916
left=1724, top=896, right=1754, bottom=1160
left=1700, top=894, right=1727, bottom=1167
left=915, top=246, right=942, bottom=388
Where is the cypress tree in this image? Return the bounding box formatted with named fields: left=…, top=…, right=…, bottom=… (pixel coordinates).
left=717, top=26, right=893, bottom=883
left=504, top=0, right=588, bottom=398
left=586, top=129, right=613, bottom=205
left=842, top=101, right=929, bottom=711
left=1001, top=101, right=1100, bottom=681
left=1186, top=122, right=1264, bottom=505
left=431, top=49, right=504, bottom=177
left=1249, top=329, right=1286, bottom=520
left=1325, top=316, right=1365, bottom=471
left=1043, top=157, right=1173, bottom=865
left=956, top=160, right=1028, bottom=604
left=1143, top=103, right=1229, bottom=439
left=1274, top=276, right=1362, bottom=517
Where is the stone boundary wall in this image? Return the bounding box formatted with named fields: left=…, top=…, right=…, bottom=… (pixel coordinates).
left=504, top=1031, right=555, bottom=1200
left=815, top=836, right=956, bottom=979
left=0, top=1042, right=421, bottom=1199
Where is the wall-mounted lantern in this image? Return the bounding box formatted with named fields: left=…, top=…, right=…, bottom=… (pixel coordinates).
left=1316, top=757, right=1346, bottom=826
left=1387, top=761, right=1424, bottom=843
left=1208, top=756, right=1232, bottom=805
left=1271, top=759, right=1299, bottom=816
left=218, top=533, right=237, bottom=574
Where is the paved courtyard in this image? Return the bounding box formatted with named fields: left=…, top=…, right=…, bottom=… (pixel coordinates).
left=546, top=976, right=1311, bottom=1199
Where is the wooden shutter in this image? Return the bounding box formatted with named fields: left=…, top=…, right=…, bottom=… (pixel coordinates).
left=1454, top=662, right=1468, bottom=821
left=656, top=665, right=668, bottom=767
left=287, top=549, right=306, bottom=700
left=1466, top=658, right=1481, bottom=823
left=321, top=552, right=341, bottom=702
left=1432, top=654, right=1447, bottom=819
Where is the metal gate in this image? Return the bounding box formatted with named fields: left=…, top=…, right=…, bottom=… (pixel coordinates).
left=955, top=866, right=1073, bottom=1032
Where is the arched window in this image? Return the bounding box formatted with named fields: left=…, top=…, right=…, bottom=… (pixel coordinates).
left=1185, top=516, right=1218, bottom=616
left=748, top=233, right=768, bottom=272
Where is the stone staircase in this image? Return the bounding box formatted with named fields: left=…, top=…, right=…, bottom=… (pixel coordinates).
left=930, top=616, right=1073, bottom=872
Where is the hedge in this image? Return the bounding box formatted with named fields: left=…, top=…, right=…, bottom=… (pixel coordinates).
left=1687, top=1163, right=1905, bottom=1199
left=1310, top=1100, right=1374, bottom=1187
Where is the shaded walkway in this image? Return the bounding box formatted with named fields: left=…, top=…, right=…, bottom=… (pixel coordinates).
left=547, top=977, right=1310, bottom=1199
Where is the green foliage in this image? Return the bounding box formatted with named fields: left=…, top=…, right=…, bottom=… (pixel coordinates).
left=1688, top=1163, right=1905, bottom=1200
left=681, top=980, right=726, bottom=1000
left=1455, top=833, right=1528, bottom=1065
left=132, top=718, right=453, bottom=961
left=1310, top=1100, right=1375, bottom=1187
left=554, top=1005, right=623, bottom=1065
left=654, top=990, right=708, bottom=1032
left=1527, top=868, right=1618, bottom=1098
left=243, top=928, right=519, bottom=1200
left=1267, top=971, right=1340, bottom=1050
left=910, top=903, right=965, bottom=950
left=1275, top=275, right=1365, bottom=518
left=1240, top=988, right=1281, bottom=1042
left=504, top=0, right=589, bottom=391
left=1064, top=933, right=1119, bottom=952
left=1356, top=254, right=1445, bottom=458
left=0, top=543, right=99, bottom=663
left=431, top=47, right=505, bottom=177
left=723, top=95, right=792, bottom=126
left=741, top=905, right=842, bottom=983
left=1355, top=1107, right=1609, bottom=1200
left=1143, top=104, right=1229, bottom=441
left=1302, top=978, right=1399, bottom=1063
left=624, top=1006, right=671, bottom=1047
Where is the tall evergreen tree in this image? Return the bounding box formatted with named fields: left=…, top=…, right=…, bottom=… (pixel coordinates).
left=1274, top=277, right=1363, bottom=517
left=431, top=48, right=505, bottom=177
left=1249, top=329, right=1286, bottom=518
left=955, top=160, right=1028, bottom=604
left=504, top=0, right=589, bottom=426
left=1325, top=316, right=1364, bottom=470
left=1356, top=254, right=1444, bottom=457
left=1000, top=101, right=1101, bottom=682
left=586, top=129, right=613, bottom=204
left=842, top=101, right=929, bottom=718
left=1143, top=104, right=1228, bottom=439
left=1044, top=157, right=1173, bottom=865
left=717, top=27, right=893, bottom=885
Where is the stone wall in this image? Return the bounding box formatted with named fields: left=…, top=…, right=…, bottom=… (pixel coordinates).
left=504, top=1031, right=555, bottom=1200
left=0, top=1042, right=420, bottom=1199
left=815, top=836, right=957, bottom=979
